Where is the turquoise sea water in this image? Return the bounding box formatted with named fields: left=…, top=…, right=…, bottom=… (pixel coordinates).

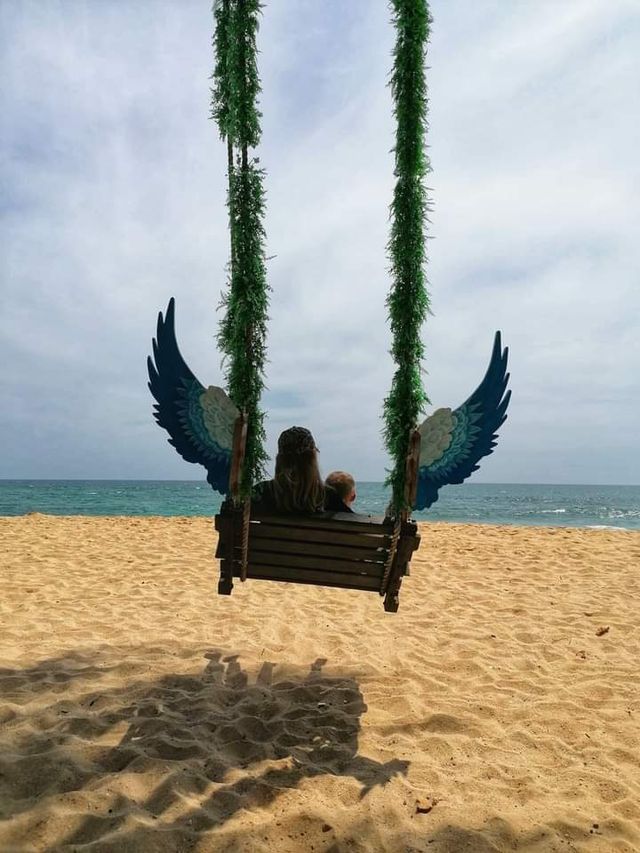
left=1, top=481, right=639, bottom=529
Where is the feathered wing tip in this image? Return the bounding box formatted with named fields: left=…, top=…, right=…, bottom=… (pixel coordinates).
left=147, top=299, right=238, bottom=496
left=415, top=331, right=511, bottom=510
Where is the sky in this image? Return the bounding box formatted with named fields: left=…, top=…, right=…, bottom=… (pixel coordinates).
left=1, top=0, right=638, bottom=485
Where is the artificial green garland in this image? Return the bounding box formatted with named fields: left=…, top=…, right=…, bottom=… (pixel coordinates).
left=212, top=1, right=431, bottom=511
left=383, top=0, right=432, bottom=511
left=211, top=0, right=270, bottom=496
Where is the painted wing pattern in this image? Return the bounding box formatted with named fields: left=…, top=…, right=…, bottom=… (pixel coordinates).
left=147, top=298, right=239, bottom=495
left=415, top=332, right=511, bottom=510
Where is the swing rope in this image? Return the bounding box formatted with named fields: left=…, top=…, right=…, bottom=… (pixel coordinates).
left=384, top=0, right=432, bottom=513
left=211, top=0, right=432, bottom=512
left=211, top=0, right=270, bottom=498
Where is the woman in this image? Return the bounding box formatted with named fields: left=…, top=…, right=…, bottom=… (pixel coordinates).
left=253, top=426, right=345, bottom=514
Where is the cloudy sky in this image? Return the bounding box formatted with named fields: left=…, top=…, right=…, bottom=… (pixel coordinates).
left=1, top=0, right=638, bottom=484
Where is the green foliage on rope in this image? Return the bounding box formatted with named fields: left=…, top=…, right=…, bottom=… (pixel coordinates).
left=211, top=0, right=262, bottom=148
left=211, top=0, right=233, bottom=137
left=212, top=0, right=270, bottom=496
left=218, top=161, right=270, bottom=495
left=383, top=0, right=432, bottom=512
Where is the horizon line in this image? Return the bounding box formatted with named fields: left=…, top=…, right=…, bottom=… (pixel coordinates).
left=1, top=479, right=639, bottom=488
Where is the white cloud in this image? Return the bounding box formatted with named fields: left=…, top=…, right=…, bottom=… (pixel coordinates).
left=1, top=0, right=638, bottom=484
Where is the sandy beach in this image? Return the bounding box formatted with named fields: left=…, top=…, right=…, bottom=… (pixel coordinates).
left=1, top=515, right=639, bottom=852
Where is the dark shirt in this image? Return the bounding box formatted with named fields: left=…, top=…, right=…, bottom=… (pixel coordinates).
left=252, top=481, right=353, bottom=514
left=250, top=480, right=279, bottom=514
left=324, top=487, right=354, bottom=514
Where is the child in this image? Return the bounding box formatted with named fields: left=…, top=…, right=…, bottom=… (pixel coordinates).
left=325, top=470, right=357, bottom=513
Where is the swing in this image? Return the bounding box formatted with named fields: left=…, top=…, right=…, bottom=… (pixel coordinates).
left=147, top=1, right=511, bottom=612
left=212, top=415, right=422, bottom=612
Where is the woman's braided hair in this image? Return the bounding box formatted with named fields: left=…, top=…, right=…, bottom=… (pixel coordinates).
left=272, top=427, right=324, bottom=512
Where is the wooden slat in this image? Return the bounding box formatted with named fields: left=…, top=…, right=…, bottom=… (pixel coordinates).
left=380, top=520, right=401, bottom=594
left=240, top=563, right=382, bottom=591
left=249, top=534, right=387, bottom=562
left=247, top=549, right=386, bottom=577
left=404, top=428, right=421, bottom=508
left=228, top=415, right=247, bottom=501
left=251, top=512, right=391, bottom=533
left=249, top=522, right=392, bottom=549
left=382, top=519, right=420, bottom=612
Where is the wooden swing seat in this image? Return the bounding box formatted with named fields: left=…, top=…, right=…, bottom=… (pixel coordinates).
left=214, top=503, right=420, bottom=612
left=213, top=420, right=421, bottom=612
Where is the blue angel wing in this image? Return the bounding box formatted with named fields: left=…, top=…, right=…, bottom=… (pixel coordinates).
left=414, top=332, right=511, bottom=510
left=147, top=298, right=239, bottom=495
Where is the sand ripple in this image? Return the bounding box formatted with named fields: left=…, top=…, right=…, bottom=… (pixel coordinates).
left=1, top=516, right=639, bottom=851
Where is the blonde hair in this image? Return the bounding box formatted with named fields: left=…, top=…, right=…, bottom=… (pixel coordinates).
left=325, top=470, right=355, bottom=501
left=271, top=447, right=325, bottom=513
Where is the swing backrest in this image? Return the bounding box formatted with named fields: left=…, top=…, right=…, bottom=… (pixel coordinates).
left=215, top=504, right=420, bottom=611
left=246, top=511, right=395, bottom=590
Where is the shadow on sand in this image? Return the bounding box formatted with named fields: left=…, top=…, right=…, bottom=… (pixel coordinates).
left=0, top=648, right=608, bottom=851
left=0, top=647, right=409, bottom=850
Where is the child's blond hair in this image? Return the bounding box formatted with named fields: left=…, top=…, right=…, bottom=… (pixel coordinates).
left=325, top=470, right=355, bottom=501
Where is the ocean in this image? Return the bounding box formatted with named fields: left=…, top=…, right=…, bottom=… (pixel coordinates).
left=1, top=481, right=638, bottom=529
